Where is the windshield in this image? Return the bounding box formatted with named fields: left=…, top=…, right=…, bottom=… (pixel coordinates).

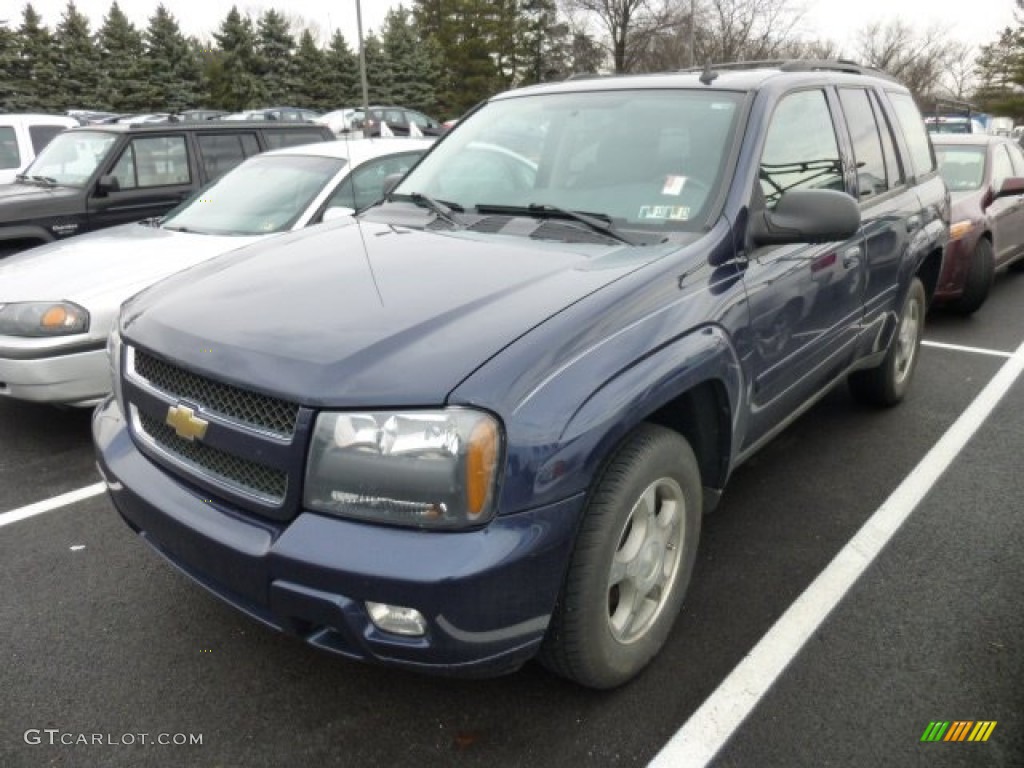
left=935, top=145, right=986, bottom=191
left=392, top=89, right=742, bottom=232
left=23, top=130, right=118, bottom=185
left=161, top=154, right=344, bottom=235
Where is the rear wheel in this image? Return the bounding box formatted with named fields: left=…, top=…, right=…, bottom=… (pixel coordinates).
left=849, top=276, right=926, bottom=406
left=949, top=238, right=994, bottom=315
left=539, top=424, right=701, bottom=689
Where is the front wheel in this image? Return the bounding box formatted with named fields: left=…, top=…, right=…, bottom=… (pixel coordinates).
left=849, top=276, right=926, bottom=406
left=539, top=424, right=702, bottom=689
left=949, top=238, right=994, bottom=315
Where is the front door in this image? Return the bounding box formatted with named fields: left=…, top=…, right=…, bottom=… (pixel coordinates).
left=741, top=88, right=865, bottom=452
left=88, top=134, right=195, bottom=229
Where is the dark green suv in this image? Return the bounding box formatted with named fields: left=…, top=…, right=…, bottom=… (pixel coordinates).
left=0, top=120, right=334, bottom=259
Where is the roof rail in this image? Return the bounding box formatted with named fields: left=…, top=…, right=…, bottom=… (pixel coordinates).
left=677, top=58, right=900, bottom=83
left=564, top=72, right=612, bottom=81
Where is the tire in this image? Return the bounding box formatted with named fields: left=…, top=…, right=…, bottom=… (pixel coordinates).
left=849, top=276, right=926, bottom=407
left=948, top=238, right=994, bottom=315
left=539, top=423, right=702, bottom=689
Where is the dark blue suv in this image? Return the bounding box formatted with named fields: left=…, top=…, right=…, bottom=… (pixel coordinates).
left=93, top=60, right=948, bottom=689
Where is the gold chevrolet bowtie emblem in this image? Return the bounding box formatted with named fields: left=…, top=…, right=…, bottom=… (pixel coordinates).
left=166, top=404, right=208, bottom=442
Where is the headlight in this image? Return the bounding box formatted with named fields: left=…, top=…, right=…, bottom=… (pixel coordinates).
left=304, top=409, right=503, bottom=529
left=106, top=328, right=124, bottom=412
left=949, top=220, right=975, bottom=241
left=0, top=301, right=89, bottom=336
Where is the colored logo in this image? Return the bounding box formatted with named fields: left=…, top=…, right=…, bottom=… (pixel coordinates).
left=165, top=404, right=208, bottom=442
left=921, top=721, right=997, bottom=742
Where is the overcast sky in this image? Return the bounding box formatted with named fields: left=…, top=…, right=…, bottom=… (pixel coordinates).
left=10, top=0, right=1021, bottom=54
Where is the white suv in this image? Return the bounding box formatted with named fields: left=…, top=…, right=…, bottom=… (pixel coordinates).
left=0, top=114, right=79, bottom=184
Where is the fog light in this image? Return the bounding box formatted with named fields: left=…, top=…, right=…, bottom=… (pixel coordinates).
left=366, top=601, right=427, bottom=637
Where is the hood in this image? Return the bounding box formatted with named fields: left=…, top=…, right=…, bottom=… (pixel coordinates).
left=123, top=219, right=675, bottom=407
left=0, top=181, right=82, bottom=222
left=0, top=222, right=264, bottom=306
left=949, top=188, right=986, bottom=218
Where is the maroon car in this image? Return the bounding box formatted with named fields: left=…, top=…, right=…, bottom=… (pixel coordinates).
left=932, top=134, right=1024, bottom=314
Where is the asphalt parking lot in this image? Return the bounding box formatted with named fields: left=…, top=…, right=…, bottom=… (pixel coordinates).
left=2, top=270, right=1022, bottom=768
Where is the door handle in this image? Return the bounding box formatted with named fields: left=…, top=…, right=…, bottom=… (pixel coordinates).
left=842, top=246, right=861, bottom=269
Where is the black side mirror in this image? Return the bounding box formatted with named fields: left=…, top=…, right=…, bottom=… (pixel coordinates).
left=993, top=176, right=1024, bottom=202
left=750, top=188, right=860, bottom=247
left=95, top=174, right=120, bottom=196
left=381, top=173, right=404, bottom=198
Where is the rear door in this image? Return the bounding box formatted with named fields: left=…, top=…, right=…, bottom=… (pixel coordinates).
left=835, top=87, right=919, bottom=342
left=87, top=133, right=195, bottom=229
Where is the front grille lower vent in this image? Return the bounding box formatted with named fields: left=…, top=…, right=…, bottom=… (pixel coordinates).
left=137, top=410, right=288, bottom=503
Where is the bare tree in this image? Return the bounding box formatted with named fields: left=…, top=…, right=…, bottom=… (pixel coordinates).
left=564, top=0, right=678, bottom=73
left=854, top=19, right=955, bottom=102
left=941, top=41, right=977, bottom=100
left=697, top=0, right=807, bottom=63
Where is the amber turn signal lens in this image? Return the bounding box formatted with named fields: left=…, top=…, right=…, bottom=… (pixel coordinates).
left=40, top=305, right=69, bottom=328
left=465, top=418, right=499, bottom=517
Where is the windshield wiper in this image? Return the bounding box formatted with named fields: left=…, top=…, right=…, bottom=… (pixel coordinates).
left=407, top=192, right=464, bottom=229
left=13, top=174, right=57, bottom=187
left=474, top=203, right=637, bottom=245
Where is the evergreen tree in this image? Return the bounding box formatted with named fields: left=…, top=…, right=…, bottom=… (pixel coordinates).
left=95, top=1, right=147, bottom=111
left=363, top=32, right=393, bottom=105
left=255, top=9, right=298, bottom=105
left=380, top=7, right=437, bottom=114
left=519, top=0, right=568, bottom=84
left=211, top=7, right=264, bottom=110
left=141, top=5, right=203, bottom=111
left=53, top=1, right=101, bottom=109
left=11, top=4, right=61, bottom=111
left=0, top=21, right=18, bottom=111
left=294, top=29, right=331, bottom=109
left=324, top=29, right=360, bottom=107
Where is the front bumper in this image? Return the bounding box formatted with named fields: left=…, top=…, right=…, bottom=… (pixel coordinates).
left=0, top=344, right=107, bottom=405
left=93, top=397, right=583, bottom=676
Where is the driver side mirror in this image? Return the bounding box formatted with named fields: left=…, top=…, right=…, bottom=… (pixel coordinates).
left=95, top=174, right=120, bottom=196
left=322, top=206, right=355, bottom=222
left=992, top=176, right=1024, bottom=202
left=381, top=173, right=404, bottom=198
left=749, top=189, right=860, bottom=247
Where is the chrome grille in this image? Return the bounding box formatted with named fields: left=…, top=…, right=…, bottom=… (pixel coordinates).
left=133, top=349, right=298, bottom=437
left=137, top=410, right=288, bottom=503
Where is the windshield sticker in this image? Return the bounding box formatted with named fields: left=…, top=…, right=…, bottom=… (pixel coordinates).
left=662, top=175, right=687, bottom=195
left=639, top=205, right=690, bottom=221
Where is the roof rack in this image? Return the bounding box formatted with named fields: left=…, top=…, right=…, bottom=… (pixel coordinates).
left=677, top=59, right=900, bottom=83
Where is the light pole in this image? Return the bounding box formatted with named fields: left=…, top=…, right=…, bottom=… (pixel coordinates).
left=688, top=0, right=696, bottom=68
left=356, top=0, right=370, bottom=115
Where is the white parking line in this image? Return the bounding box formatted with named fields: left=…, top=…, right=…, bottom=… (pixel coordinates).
left=0, top=483, right=106, bottom=529
left=649, top=337, right=1024, bottom=768
left=922, top=340, right=1013, bottom=358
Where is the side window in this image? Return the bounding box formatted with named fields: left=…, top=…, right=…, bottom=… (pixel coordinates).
left=109, top=143, right=137, bottom=189
left=407, top=111, right=430, bottom=128
left=29, top=125, right=66, bottom=154
left=197, top=133, right=249, bottom=180
left=324, top=152, right=425, bottom=213
left=759, top=89, right=844, bottom=209
left=263, top=129, right=327, bottom=149
left=131, top=136, right=191, bottom=187
left=991, top=144, right=1014, bottom=192
left=385, top=109, right=404, bottom=126
left=838, top=88, right=887, bottom=201
left=869, top=90, right=904, bottom=187
left=887, top=92, right=936, bottom=178
left=240, top=134, right=260, bottom=157
left=0, top=127, right=20, bottom=169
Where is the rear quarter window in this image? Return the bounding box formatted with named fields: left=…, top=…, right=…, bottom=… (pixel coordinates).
left=263, top=129, right=329, bottom=149
left=0, top=126, right=20, bottom=169
left=887, top=92, right=936, bottom=178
